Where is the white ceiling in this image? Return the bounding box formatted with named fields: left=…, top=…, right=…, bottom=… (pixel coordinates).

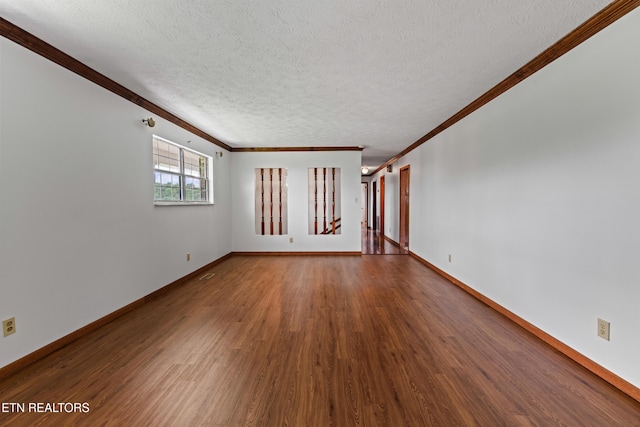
left=0, top=0, right=610, bottom=168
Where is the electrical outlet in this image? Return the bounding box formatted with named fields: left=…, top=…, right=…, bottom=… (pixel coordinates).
left=289, top=237, right=294, bottom=243
left=187, top=253, right=191, bottom=262
left=448, top=254, right=452, bottom=262
left=3, top=317, right=16, bottom=337
left=597, top=318, right=610, bottom=341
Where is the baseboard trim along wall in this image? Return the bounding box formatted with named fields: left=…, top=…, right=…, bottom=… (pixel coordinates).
left=408, top=251, right=640, bottom=403
left=383, top=235, right=400, bottom=248
left=0, top=251, right=362, bottom=380
left=232, top=251, right=362, bottom=256
left=0, top=253, right=233, bottom=381
left=4, top=250, right=637, bottom=403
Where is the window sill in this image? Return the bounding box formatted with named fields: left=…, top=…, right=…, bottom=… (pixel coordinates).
left=154, top=202, right=214, bottom=206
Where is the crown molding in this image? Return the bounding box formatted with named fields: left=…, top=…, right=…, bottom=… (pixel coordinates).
left=232, top=146, right=363, bottom=152
left=372, top=0, right=640, bottom=175
left=0, top=17, right=232, bottom=152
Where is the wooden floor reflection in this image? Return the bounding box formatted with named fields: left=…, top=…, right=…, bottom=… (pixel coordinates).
left=361, top=227, right=406, bottom=255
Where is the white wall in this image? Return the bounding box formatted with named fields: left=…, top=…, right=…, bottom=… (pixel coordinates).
left=374, top=9, right=640, bottom=388
left=231, top=151, right=361, bottom=252
left=0, top=39, right=232, bottom=369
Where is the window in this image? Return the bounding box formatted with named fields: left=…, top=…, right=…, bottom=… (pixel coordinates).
left=308, top=167, right=341, bottom=234
left=153, top=136, right=212, bottom=204
left=254, top=168, right=288, bottom=235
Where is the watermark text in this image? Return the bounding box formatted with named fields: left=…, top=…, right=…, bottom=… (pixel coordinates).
left=1, top=402, right=90, bottom=413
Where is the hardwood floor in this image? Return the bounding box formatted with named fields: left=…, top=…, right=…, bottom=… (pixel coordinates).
left=1, top=255, right=638, bottom=426
left=361, top=228, right=405, bottom=255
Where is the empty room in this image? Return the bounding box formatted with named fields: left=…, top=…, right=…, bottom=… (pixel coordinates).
left=1, top=0, right=639, bottom=425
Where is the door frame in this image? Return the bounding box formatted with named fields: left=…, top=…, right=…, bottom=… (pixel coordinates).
left=399, top=165, right=410, bottom=252
left=379, top=175, right=385, bottom=236
left=361, top=182, right=368, bottom=228
left=372, top=181, right=377, bottom=230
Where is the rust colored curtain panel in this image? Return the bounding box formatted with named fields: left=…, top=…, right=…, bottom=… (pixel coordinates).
left=308, top=168, right=341, bottom=235
left=260, top=168, right=265, bottom=235
left=279, top=168, right=283, bottom=235
left=269, top=168, right=274, bottom=235
left=255, top=168, right=288, bottom=235
left=314, top=168, right=318, bottom=235
left=332, top=168, right=336, bottom=234
left=323, top=168, right=327, bottom=233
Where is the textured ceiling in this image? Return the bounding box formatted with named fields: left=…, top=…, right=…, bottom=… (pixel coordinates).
left=0, top=0, right=611, bottom=168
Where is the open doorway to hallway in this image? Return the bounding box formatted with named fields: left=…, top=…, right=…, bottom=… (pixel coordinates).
left=361, top=228, right=404, bottom=254
left=399, top=165, right=410, bottom=252
left=361, top=182, right=368, bottom=228
left=362, top=173, right=406, bottom=255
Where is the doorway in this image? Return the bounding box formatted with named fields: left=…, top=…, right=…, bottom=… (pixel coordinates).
left=372, top=181, right=377, bottom=230
left=379, top=175, right=385, bottom=236
left=362, top=174, right=402, bottom=255
left=361, top=182, right=368, bottom=228
left=399, top=166, right=410, bottom=253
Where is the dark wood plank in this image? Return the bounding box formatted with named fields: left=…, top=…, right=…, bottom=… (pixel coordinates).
left=0, top=255, right=638, bottom=425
